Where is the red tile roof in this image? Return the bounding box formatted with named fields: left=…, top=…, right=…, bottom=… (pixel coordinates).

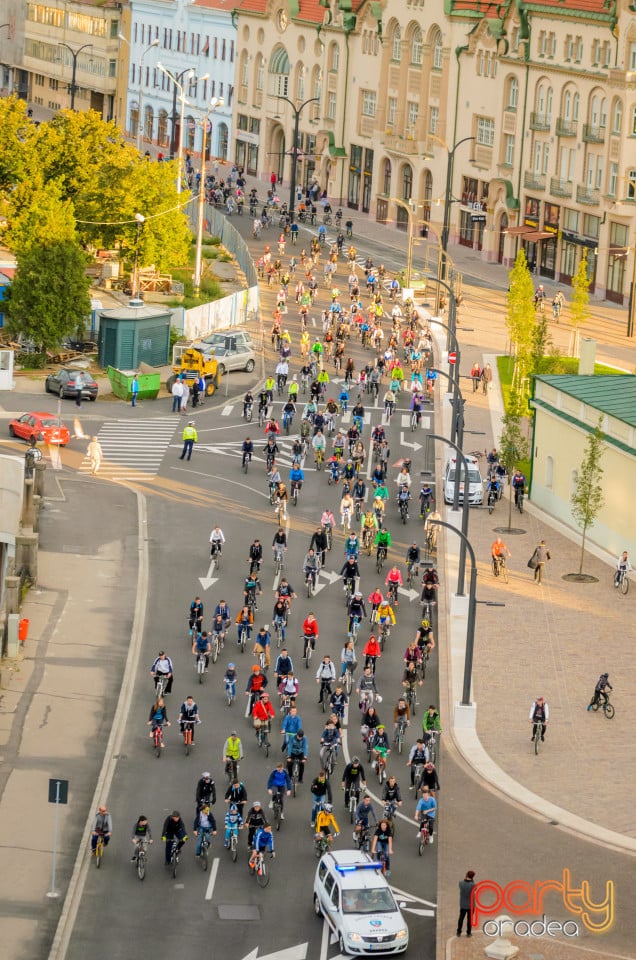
left=194, top=0, right=235, bottom=9
left=233, top=0, right=364, bottom=24
left=452, top=0, right=614, bottom=15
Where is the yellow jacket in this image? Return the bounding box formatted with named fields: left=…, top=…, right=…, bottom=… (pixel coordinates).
left=315, top=810, right=339, bottom=833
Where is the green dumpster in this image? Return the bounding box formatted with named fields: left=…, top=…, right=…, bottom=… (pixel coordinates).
left=107, top=367, right=161, bottom=401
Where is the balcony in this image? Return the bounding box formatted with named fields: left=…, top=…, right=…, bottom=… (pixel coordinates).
left=529, top=112, right=551, bottom=131
left=382, top=132, right=419, bottom=156
left=524, top=170, right=546, bottom=191
left=556, top=117, right=577, bottom=137
left=576, top=184, right=601, bottom=205
left=582, top=123, right=605, bottom=144
left=550, top=177, right=573, bottom=198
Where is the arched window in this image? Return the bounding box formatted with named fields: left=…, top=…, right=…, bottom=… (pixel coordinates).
left=590, top=94, right=599, bottom=126
left=255, top=55, right=264, bottom=92
left=537, top=84, right=545, bottom=116
left=392, top=26, right=402, bottom=62
left=433, top=32, right=443, bottom=69
left=269, top=46, right=290, bottom=98
left=412, top=28, right=423, bottom=65
left=157, top=109, right=168, bottom=146
left=383, top=158, right=392, bottom=195
left=563, top=90, right=571, bottom=120
left=612, top=99, right=623, bottom=134
left=144, top=104, right=153, bottom=141
left=632, top=106, right=636, bottom=135
left=546, top=87, right=553, bottom=121
left=508, top=77, right=518, bottom=109
left=402, top=164, right=413, bottom=200
left=573, top=93, right=580, bottom=121
left=330, top=43, right=340, bottom=71
left=296, top=65, right=305, bottom=100
left=600, top=98, right=607, bottom=128
left=185, top=114, right=195, bottom=151
left=217, top=122, right=228, bottom=160
left=240, top=52, right=248, bottom=87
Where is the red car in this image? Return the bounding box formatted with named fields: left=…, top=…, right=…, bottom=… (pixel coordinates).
left=9, top=412, right=71, bottom=446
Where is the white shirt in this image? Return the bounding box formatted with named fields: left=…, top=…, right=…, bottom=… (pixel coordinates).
left=172, top=381, right=183, bottom=397
left=316, top=662, right=336, bottom=681
left=210, top=529, right=226, bottom=544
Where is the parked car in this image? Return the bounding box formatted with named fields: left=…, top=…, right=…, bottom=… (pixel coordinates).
left=443, top=454, right=484, bottom=505
left=313, top=851, right=409, bottom=956
left=202, top=330, right=253, bottom=350
left=45, top=368, right=98, bottom=400
left=9, top=412, right=70, bottom=446
left=210, top=343, right=256, bottom=375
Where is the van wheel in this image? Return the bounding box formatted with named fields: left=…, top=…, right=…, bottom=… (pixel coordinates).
left=313, top=894, right=322, bottom=917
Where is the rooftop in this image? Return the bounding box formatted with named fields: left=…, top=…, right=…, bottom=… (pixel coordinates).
left=535, top=375, right=636, bottom=429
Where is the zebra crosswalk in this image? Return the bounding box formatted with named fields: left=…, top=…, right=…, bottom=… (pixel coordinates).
left=79, top=417, right=178, bottom=480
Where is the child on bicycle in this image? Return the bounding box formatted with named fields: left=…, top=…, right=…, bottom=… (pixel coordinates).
left=587, top=673, right=613, bottom=711
left=224, top=804, right=243, bottom=848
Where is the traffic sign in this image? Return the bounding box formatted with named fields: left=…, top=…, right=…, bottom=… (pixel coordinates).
left=448, top=351, right=457, bottom=365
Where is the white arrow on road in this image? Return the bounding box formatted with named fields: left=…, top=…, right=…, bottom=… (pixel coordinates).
left=391, top=883, right=437, bottom=918
left=199, top=558, right=219, bottom=590
left=397, top=586, right=419, bottom=602
left=399, top=432, right=422, bottom=452
left=241, top=943, right=308, bottom=960
left=313, top=568, right=341, bottom=595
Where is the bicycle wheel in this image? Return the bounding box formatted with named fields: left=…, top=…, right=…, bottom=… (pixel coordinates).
left=137, top=849, right=146, bottom=881
left=95, top=839, right=103, bottom=869
left=172, top=850, right=178, bottom=879
left=534, top=729, right=540, bottom=755
left=518, top=495, right=524, bottom=515
left=344, top=670, right=353, bottom=695
left=620, top=575, right=629, bottom=595
left=212, top=639, right=219, bottom=664
left=502, top=563, right=509, bottom=584
left=604, top=702, right=615, bottom=719
left=155, top=730, right=162, bottom=758
left=397, top=732, right=403, bottom=755
left=274, top=803, right=281, bottom=831
left=590, top=701, right=600, bottom=712
left=256, top=858, right=270, bottom=887
left=418, top=831, right=427, bottom=856
left=231, top=834, right=238, bottom=862
left=201, top=843, right=209, bottom=871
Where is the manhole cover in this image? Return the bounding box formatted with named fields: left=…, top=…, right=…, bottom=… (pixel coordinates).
left=217, top=905, right=260, bottom=920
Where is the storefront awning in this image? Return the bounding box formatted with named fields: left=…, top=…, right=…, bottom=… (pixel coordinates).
left=505, top=226, right=530, bottom=236
left=522, top=231, right=554, bottom=241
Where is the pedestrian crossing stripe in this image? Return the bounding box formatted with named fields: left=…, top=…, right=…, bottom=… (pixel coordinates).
left=79, top=417, right=178, bottom=480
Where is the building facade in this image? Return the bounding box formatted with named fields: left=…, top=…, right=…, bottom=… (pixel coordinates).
left=121, top=0, right=236, bottom=160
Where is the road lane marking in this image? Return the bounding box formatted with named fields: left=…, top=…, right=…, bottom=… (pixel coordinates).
left=205, top=857, right=220, bottom=900
left=222, top=406, right=234, bottom=416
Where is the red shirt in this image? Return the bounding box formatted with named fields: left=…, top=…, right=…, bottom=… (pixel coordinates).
left=253, top=698, right=275, bottom=721
left=363, top=639, right=381, bottom=658
left=303, top=618, right=319, bottom=638
left=249, top=674, right=266, bottom=692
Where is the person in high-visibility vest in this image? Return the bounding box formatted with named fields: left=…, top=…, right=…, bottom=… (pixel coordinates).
left=180, top=421, right=198, bottom=461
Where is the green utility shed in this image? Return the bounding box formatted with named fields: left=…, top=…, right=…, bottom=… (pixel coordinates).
left=97, top=303, right=171, bottom=369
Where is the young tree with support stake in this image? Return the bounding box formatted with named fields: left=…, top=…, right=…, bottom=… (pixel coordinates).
left=498, top=411, right=529, bottom=531
left=505, top=249, right=535, bottom=409
left=571, top=420, right=605, bottom=576
left=568, top=251, right=591, bottom=359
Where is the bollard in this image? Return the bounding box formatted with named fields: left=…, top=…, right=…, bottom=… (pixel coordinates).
left=484, top=915, right=519, bottom=960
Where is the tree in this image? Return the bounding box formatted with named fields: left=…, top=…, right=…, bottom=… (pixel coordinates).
left=568, top=251, right=591, bottom=358
left=0, top=96, right=35, bottom=193
left=5, top=179, right=77, bottom=253
left=498, top=413, right=529, bottom=530
left=4, top=240, right=91, bottom=350
left=505, top=249, right=535, bottom=404
left=570, top=420, right=605, bottom=576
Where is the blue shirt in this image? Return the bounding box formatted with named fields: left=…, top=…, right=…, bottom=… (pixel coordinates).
left=289, top=468, right=305, bottom=483
left=416, top=796, right=437, bottom=819
left=282, top=713, right=302, bottom=737
left=267, top=769, right=292, bottom=791
left=286, top=735, right=308, bottom=758
left=225, top=810, right=243, bottom=828
left=253, top=828, right=274, bottom=852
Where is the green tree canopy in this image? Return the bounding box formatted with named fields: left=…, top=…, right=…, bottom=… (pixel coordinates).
left=498, top=413, right=530, bottom=530
left=506, top=249, right=536, bottom=403
left=0, top=97, right=35, bottom=191
left=6, top=179, right=77, bottom=253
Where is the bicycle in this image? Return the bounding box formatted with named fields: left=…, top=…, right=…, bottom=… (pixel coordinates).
left=182, top=719, right=199, bottom=756
left=426, top=729, right=440, bottom=765
left=411, top=761, right=425, bottom=793
left=314, top=832, right=331, bottom=858
left=198, top=830, right=212, bottom=871
left=153, top=673, right=170, bottom=698
left=196, top=652, right=207, bottom=683
left=306, top=569, right=317, bottom=598
left=532, top=721, right=543, bottom=755
left=410, top=409, right=421, bottom=432
left=355, top=824, right=370, bottom=853
left=378, top=621, right=390, bottom=651
left=289, top=756, right=302, bottom=797
left=94, top=833, right=105, bottom=869
left=244, top=402, right=253, bottom=423
left=272, top=791, right=284, bottom=830
left=228, top=828, right=239, bottom=862
left=615, top=568, right=629, bottom=596
left=209, top=544, right=222, bottom=573
left=322, top=743, right=337, bottom=778
left=238, top=626, right=249, bottom=653
left=344, top=578, right=354, bottom=607
left=256, top=721, right=271, bottom=755
left=273, top=545, right=285, bottom=577
left=348, top=616, right=362, bottom=644
left=515, top=487, right=525, bottom=514
left=394, top=717, right=408, bottom=754
left=133, top=837, right=149, bottom=881
left=324, top=524, right=333, bottom=552
left=319, top=679, right=333, bottom=713
left=387, top=581, right=399, bottom=606
left=374, top=750, right=387, bottom=784
left=406, top=560, right=419, bottom=587
left=492, top=555, right=509, bottom=583
left=225, top=758, right=239, bottom=783
left=151, top=722, right=165, bottom=757
left=376, top=546, right=387, bottom=574
left=589, top=692, right=615, bottom=719
left=375, top=843, right=389, bottom=876
left=225, top=678, right=236, bottom=707
left=252, top=849, right=271, bottom=887
left=168, top=838, right=184, bottom=878
left=315, top=447, right=324, bottom=470
left=404, top=682, right=418, bottom=717
left=343, top=662, right=355, bottom=696
left=417, top=817, right=431, bottom=854
left=303, top=634, right=314, bottom=669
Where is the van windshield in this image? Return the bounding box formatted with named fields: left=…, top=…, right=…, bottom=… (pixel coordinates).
left=342, top=888, right=398, bottom=914
left=447, top=468, right=481, bottom=484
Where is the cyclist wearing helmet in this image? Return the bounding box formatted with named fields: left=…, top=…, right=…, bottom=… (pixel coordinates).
left=314, top=803, right=340, bottom=842
left=224, top=662, right=237, bottom=700
left=195, top=772, right=216, bottom=810
left=341, top=458, right=356, bottom=483
left=246, top=664, right=268, bottom=714
left=415, top=619, right=436, bottom=653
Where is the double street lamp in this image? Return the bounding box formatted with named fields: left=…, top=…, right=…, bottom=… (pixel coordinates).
left=118, top=34, right=159, bottom=151
left=158, top=64, right=209, bottom=194
left=192, top=97, right=224, bottom=297
left=274, top=95, right=320, bottom=222
left=57, top=42, right=93, bottom=111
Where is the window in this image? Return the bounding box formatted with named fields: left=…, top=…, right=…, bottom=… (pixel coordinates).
left=632, top=106, right=636, bottom=135
left=392, top=27, right=401, bottom=62
left=387, top=98, right=397, bottom=126
left=592, top=39, right=600, bottom=66
left=608, top=163, right=618, bottom=197
left=534, top=141, right=541, bottom=173
left=328, top=91, right=336, bottom=120
left=362, top=90, right=376, bottom=117
left=241, top=57, right=248, bottom=87
left=407, top=102, right=418, bottom=129
left=108, top=59, right=116, bottom=79
left=296, top=68, right=304, bottom=100
left=504, top=134, right=514, bottom=166
left=331, top=44, right=339, bottom=71
left=564, top=35, right=573, bottom=61
left=627, top=170, right=636, bottom=200
left=573, top=94, right=580, bottom=121
left=563, top=90, right=571, bottom=120
left=575, top=37, right=583, bottom=62
left=630, top=42, right=636, bottom=71
left=256, top=57, right=264, bottom=91
left=383, top=158, right=391, bottom=194
left=476, top=116, right=495, bottom=146
left=110, top=19, right=119, bottom=39
left=402, top=164, right=413, bottom=200
left=582, top=214, right=600, bottom=238
left=433, top=33, right=443, bottom=70
left=545, top=456, right=554, bottom=489
left=508, top=77, right=518, bottom=109
left=600, top=98, right=607, bottom=128
left=612, top=99, right=623, bottom=133
left=542, top=143, right=550, bottom=175
left=412, top=29, right=423, bottom=65
left=538, top=31, right=546, bottom=57
left=477, top=50, right=484, bottom=76
left=546, top=87, right=553, bottom=121
left=429, top=106, right=438, bottom=134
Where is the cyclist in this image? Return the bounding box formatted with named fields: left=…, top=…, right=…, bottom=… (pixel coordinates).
left=333, top=430, right=346, bottom=460
left=342, top=757, right=366, bottom=809
left=393, top=697, right=410, bottom=739
left=272, top=526, right=287, bottom=563
left=91, top=804, right=113, bottom=855
left=415, top=618, right=436, bottom=656
left=236, top=605, right=255, bottom=647
left=272, top=599, right=288, bottom=643
left=281, top=701, right=302, bottom=745
left=512, top=469, right=526, bottom=507
left=371, top=818, right=394, bottom=876
left=385, top=565, right=403, bottom=602
left=340, top=555, right=360, bottom=595
left=130, top=815, right=152, bottom=862
left=249, top=823, right=275, bottom=871
left=278, top=672, right=299, bottom=709
left=275, top=358, right=289, bottom=393
left=281, top=398, right=296, bottom=431
left=258, top=388, right=269, bottom=420
left=302, top=612, right=320, bottom=656
left=189, top=597, right=204, bottom=633
left=224, top=778, right=248, bottom=819
left=312, top=429, right=327, bottom=464
left=529, top=696, right=549, bottom=742
left=341, top=458, right=356, bottom=484
left=272, top=480, right=289, bottom=520
left=303, top=547, right=321, bottom=592
left=348, top=591, right=366, bottom=632
left=354, top=795, right=377, bottom=843
left=213, top=599, right=232, bottom=631
left=150, top=651, right=174, bottom=695
left=195, top=772, right=217, bottom=810
left=357, top=668, right=379, bottom=715
left=289, top=461, right=305, bottom=499
left=314, top=803, right=340, bottom=845
left=148, top=697, right=169, bottom=741
left=405, top=542, right=420, bottom=578
left=367, top=587, right=384, bottom=622
left=310, top=525, right=329, bottom=567
left=407, top=739, right=429, bottom=788
left=245, top=800, right=267, bottom=848
left=242, top=437, right=254, bottom=468
left=376, top=597, right=396, bottom=631
left=321, top=508, right=336, bottom=537
left=276, top=577, right=297, bottom=612
left=491, top=537, right=510, bottom=573
left=352, top=399, right=365, bottom=433
left=223, top=731, right=243, bottom=779
left=422, top=760, right=440, bottom=795
left=338, top=385, right=349, bottom=413
left=587, top=672, right=613, bottom=710
left=382, top=775, right=403, bottom=811
left=362, top=633, right=382, bottom=673
left=415, top=787, right=437, bottom=843
left=192, top=630, right=212, bottom=671
left=162, top=810, right=187, bottom=864
left=421, top=567, right=439, bottom=607
left=267, top=761, right=292, bottom=817
left=178, top=696, right=200, bottom=741
left=395, top=460, right=411, bottom=490
left=370, top=724, right=390, bottom=767
left=316, top=655, right=337, bottom=705
left=330, top=684, right=348, bottom=722
left=263, top=435, right=279, bottom=468
left=285, top=732, right=309, bottom=783
left=246, top=664, right=267, bottom=713
left=615, top=551, right=632, bottom=586
left=248, top=538, right=264, bottom=574
left=193, top=805, right=217, bottom=857
left=344, top=530, right=360, bottom=559
left=419, top=482, right=434, bottom=518
left=371, top=423, right=386, bottom=449
left=209, top=526, right=225, bottom=560
left=253, top=691, right=275, bottom=745
left=422, top=703, right=442, bottom=751
left=374, top=526, right=391, bottom=563
left=243, top=390, right=254, bottom=419
left=223, top=803, right=244, bottom=848
left=253, top=625, right=271, bottom=670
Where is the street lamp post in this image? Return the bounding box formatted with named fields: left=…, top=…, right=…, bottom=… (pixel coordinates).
left=426, top=367, right=466, bottom=449
left=425, top=433, right=472, bottom=596
left=274, top=96, right=320, bottom=222
left=118, top=35, right=159, bottom=151
left=132, top=213, right=145, bottom=299
left=57, top=42, right=93, bottom=111
left=158, top=64, right=205, bottom=193
left=438, top=136, right=475, bottom=267
left=193, top=97, right=224, bottom=297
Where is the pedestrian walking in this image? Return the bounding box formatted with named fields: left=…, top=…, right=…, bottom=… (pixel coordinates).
left=131, top=373, right=139, bottom=407
left=470, top=362, right=481, bottom=392
left=197, top=374, right=206, bottom=406
left=171, top=379, right=183, bottom=413
left=457, top=870, right=476, bottom=937
left=192, top=378, right=200, bottom=408
left=481, top=363, right=492, bottom=395
left=75, top=382, right=83, bottom=408
left=87, top=436, right=103, bottom=475
left=180, top=421, right=198, bottom=461
left=180, top=381, right=189, bottom=413
left=529, top=539, right=551, bottom=584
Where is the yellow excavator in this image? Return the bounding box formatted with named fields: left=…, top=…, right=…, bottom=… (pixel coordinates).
left=166, top=345, right=222, bottom=397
